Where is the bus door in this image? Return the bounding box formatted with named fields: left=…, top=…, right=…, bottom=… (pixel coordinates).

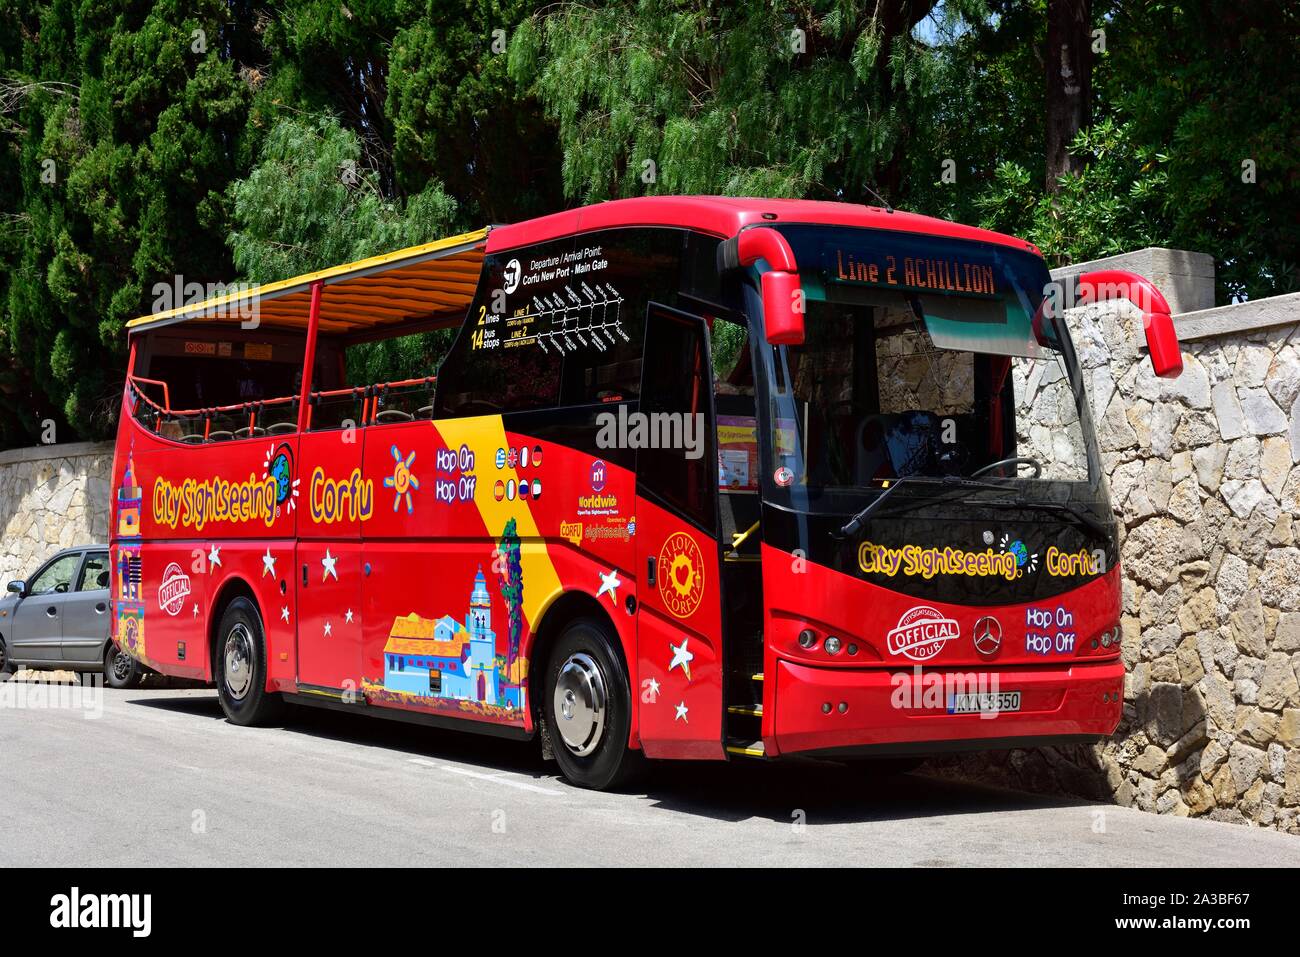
left=633, top=303, right=725, bottom=760
left=294, top=388, right=367, bottom=693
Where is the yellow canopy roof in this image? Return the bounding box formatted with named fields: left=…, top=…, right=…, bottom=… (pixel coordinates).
left=126, top=227, right=489, bottom=337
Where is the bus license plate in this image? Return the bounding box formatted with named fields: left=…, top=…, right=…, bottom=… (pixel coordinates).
left=948, top=691, right=1021, bottom=715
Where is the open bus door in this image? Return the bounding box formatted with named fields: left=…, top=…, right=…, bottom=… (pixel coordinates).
left=633, top=303, right=726, bottom=759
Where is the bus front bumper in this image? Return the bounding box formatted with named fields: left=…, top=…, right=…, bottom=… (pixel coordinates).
left=770, top=657, right=1125, bottom=758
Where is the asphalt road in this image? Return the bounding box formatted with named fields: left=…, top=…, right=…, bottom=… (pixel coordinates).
left=2, top=684, right=1298, bottom=867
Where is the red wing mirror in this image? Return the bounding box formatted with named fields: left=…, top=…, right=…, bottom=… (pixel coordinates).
left=719, top=227, right=805, bottom=345
left=1076, top=269, right=1184, bottom=378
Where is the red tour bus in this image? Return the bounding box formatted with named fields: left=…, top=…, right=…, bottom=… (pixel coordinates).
left=110, top=197, right=1183, bottom=788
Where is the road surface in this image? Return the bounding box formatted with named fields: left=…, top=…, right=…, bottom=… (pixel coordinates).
left=2, top=684, right=1297, bottom=867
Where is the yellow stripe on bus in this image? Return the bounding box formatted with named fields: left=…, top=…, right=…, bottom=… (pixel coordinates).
left=432, top=415, right=563, bottom=631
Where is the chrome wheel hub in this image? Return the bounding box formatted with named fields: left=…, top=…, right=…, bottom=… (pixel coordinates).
left=223, top=623, right=254, bottom=701
left=553, top=652, right=606, bottom=757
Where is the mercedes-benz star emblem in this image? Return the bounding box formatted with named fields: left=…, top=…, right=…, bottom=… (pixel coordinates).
left=973, top=616, right=1002, bottom=658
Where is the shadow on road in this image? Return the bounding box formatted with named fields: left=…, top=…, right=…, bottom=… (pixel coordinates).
left=129, top=690, right=1098, bottom=826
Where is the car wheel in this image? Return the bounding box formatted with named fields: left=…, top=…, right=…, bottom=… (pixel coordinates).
left=543, top=617, right=642, bottom=790
left=215, top=597, right=284, bottom=726
left=0, top=639, right=14, bottom=678
left=104, top=644, right=143, bottom=689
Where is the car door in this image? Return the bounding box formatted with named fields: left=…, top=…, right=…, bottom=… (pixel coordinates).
left=9, top=551, right=82, bottom=664
left=61, top=551, right=111, bottom=665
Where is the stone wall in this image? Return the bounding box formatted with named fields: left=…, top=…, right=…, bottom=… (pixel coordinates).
left=932, top=250, right=1300, bottom=834
left=0, top=442, right=114, bottom=586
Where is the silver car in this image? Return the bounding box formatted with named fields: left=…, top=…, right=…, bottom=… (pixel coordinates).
left=0, top=545, right=143, bottom=688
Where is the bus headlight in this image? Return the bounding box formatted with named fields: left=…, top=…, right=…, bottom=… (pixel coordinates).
left=824, top=636, right=842, bottom=655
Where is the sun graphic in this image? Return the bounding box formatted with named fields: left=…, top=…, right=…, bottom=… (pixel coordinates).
left=383, top=444, right=419, bottom=513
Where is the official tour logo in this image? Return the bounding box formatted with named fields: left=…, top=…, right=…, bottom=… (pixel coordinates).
left=658, top=532, right=705, bottom=619
left=886, top=605, right=959, bottom=662
left=157, top=562, right=191, bottom=617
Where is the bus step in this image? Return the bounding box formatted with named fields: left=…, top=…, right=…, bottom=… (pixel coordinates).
left=725, top=738, right=766, bottom=758
left=727, top=704, right=763, bottom=717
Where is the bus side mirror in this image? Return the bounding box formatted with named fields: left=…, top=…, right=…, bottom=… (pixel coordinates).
left=718, top=227, right=805, bottom=345
left=1076, top=269, right=1183, bottom=378
left=760, top=270, right=803, bottom=345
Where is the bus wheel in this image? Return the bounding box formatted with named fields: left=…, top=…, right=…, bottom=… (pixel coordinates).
left=215, top=597, right=284, bottom=726
left=544, top=618, right=641, bottom=790
left=104, top=643, right=142, bottom=689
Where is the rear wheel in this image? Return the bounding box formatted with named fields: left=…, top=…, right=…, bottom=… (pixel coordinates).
left=215, top=597, right=284, bottom=726
left=104, top=644, right=142, bottom=689
left=544, top=618, right=642, bottom=790
left=0, top=638, right=14, bottom=678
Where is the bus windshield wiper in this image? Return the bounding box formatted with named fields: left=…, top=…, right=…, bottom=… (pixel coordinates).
left=835, top=475, right=1007, bottom=540
left=961, top=496, right=1111, bottom=542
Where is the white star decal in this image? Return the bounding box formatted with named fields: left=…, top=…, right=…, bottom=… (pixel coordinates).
left=344, top=608, right=354, bottom=624
left=648, top=677, right=660, bottom=698
left=668, top=638, right=694, bottom=681
left=280, top=605, right=290, bottom=622
left=596, top=568, right=620, bottom=602
left=207, top=544, right=221, bottom=569
left=321, top=549, right=338, bottom=582
left=192, top=603, right=199, bottom=617
left=675, top=701, right=689, bottom=722
left=323, top=620, right=332, bottom=637
left=262, top=549, right=277, bottom=578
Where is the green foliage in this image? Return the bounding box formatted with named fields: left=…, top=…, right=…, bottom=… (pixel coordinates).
left=1, top=0, right=254, bottom=442
left=227, top=114, right=459, bottom=281
left=0, top=0, right=1295, bottom=450
left=227, top=113, right=462, bottom=384
left=975, top=116, right=1168, bottom=266
left=509, top=1, right=946, bottom=203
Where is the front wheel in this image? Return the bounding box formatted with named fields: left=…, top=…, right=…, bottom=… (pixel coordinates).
left=215, top=597, right=284, bottom=726
left=104, top=643, right=142, bottom=689
left=543, top=618, right=642, bottom=790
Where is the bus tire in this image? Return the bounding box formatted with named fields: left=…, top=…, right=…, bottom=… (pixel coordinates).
left=104, top=643, right=143, bottom=689
left=543, top=617, right=642, bottom=791
left=215, top=596, right=284, bottom=726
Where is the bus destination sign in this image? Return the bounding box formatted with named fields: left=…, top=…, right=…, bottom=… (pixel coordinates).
left=828, top=246, right=999, bottom=299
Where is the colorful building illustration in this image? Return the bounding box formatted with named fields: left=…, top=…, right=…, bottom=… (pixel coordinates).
left=116, top=452, right=142, bottom=537
left=114, top=447, right=146, bottom=659
left=381, top=565, right=524, bottom=710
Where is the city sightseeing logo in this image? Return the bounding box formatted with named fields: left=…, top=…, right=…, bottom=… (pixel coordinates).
left=157, top=562, right=191, bottom=617
left=886, top=605, right=959, bottom=662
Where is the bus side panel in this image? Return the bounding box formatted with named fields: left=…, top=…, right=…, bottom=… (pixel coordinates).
left=204, top=546, right=299, bottom=692
left=133, top=541, right=208, bottom=680
left=109, top=410, right=301, bottom=685
left=633, top=498, right=724, bottom=760
left=522, top=542, right=640, bottom=748
left=358, top=416, right=534, bottom=728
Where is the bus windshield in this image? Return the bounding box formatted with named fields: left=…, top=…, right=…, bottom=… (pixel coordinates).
left=756, top=225, right=1100, bottom=504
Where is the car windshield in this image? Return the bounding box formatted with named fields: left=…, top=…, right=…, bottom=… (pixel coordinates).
left=756, top=225, right=1100, bottom=502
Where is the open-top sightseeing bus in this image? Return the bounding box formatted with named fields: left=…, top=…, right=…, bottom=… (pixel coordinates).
left=110, top=197, right=1182, bottom=788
